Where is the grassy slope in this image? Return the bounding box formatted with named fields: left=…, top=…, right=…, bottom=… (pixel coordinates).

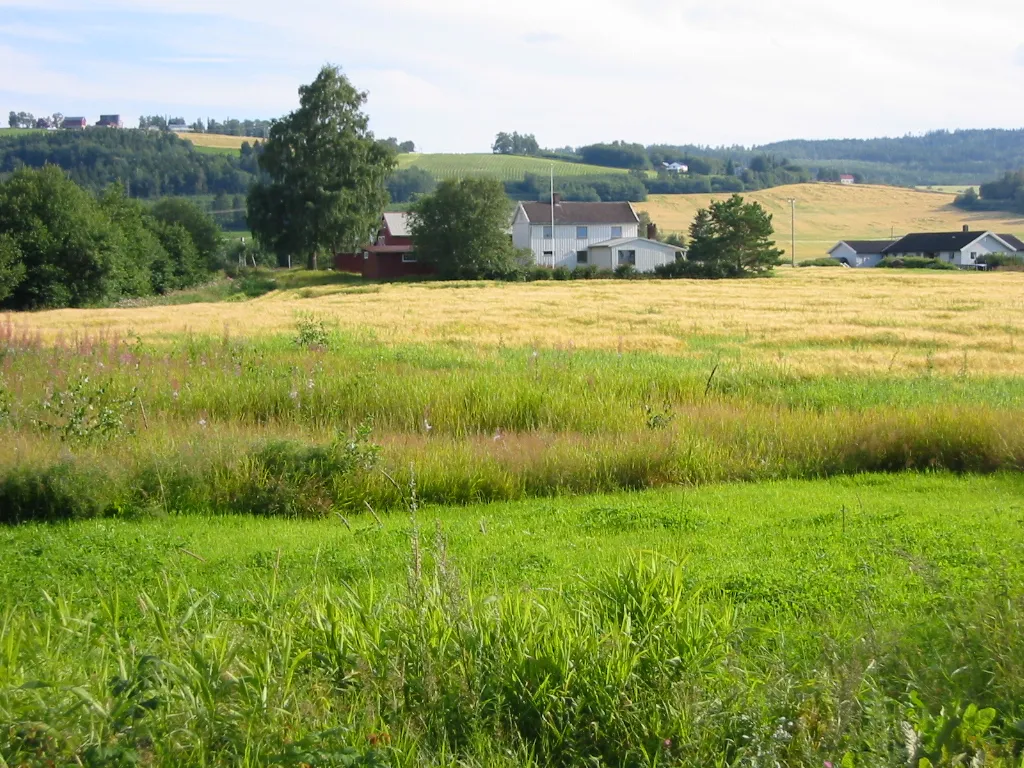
left=640, top=183, right=1024, bottom=261
left=3, top=474, right=1024, bottom=764
left=396, top=152, right=628, bottom=181
left=180, top=134, right=626, bottom=180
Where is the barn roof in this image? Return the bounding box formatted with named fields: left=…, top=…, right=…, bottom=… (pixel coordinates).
left=382, top=212, right=411, bottom=237
left=519, top=201, right=639, bottom=225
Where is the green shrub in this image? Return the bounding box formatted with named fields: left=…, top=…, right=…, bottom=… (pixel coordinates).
left=614, top=264, right=638, bottom=279
left=528, top=266, right=552, bottom=281
left=0, top=463, right=126, bottom=524
left=799, top=257, right=844, bottom=267
left=978, top=253, right=1024, bottom=268
left=878, top=256, right=957, bottom=270
left=551, top=266, right=571, bottom=281
left=294, top=313, right=333, bottom=349
left=571, top=265, right=598, bottom=279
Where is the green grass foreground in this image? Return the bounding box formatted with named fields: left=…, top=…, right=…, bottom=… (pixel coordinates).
left=2, top=474, right=1024, bottom=766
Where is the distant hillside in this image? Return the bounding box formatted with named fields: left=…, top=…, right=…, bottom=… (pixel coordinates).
left=0, top=128, right=258, bottom=197
left=396, top=153, right=629, bottom=181
left=638, top=183, right=1024, bottom=263
left=663, top=129, right=1024, bottom=186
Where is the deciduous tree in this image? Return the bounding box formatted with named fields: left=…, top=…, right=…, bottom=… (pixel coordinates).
left=410, top=177, right=525, bottom=279
left=247, top=65, right=395, bottom=269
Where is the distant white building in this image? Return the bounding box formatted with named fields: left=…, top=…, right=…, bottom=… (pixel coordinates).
left=662, top=162, right=689, bottom=173
left=839, top=174, right=856, bottom=185
left=829, top=228, right=1024, bottom=268
left=827, top=240, right=896, bottom=268
left=510, top=196, right=682, bottom=272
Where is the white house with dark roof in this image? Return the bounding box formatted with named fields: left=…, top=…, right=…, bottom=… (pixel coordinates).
left=829, top=228, right=1024, bottom=268
left=511, top=196, right=682, bottom=272
left=828, top=240, right=897, bottom=268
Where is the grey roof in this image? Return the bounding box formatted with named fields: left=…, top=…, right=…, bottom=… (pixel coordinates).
left=883, top=231, right=1014, bottom=255
left=833, top=240, right=897, bottom=254
left=590, top=237, right=683, bottom=251
left=382, top=212, right=411, bottom=237
left=520, top=201, right=638, bottom=226
left=998, top=234, right=1024, bottom=252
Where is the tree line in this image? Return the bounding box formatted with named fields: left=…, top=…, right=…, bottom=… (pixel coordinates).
left=0, top=166, right=224, bottom=309
left=0, top=129, right=260, bottom=198
left=954, top=170, right=1024, bottom=213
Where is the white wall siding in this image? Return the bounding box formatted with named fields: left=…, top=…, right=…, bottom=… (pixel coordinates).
left=955, top=234, right=1016, bottom=266
left=511, top=208, right=532, bottom=252
left=590, top=241, right=680, bottom=273
left=527, top=223, right=639, bottom=267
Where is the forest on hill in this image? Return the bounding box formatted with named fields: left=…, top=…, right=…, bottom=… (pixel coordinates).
left=665, top=128, right=1024, bottom=186
left=0, top=129, right=261, bottom=198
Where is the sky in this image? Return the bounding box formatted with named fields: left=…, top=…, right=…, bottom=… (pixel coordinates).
left=1, top=0, right=1023, bottom=152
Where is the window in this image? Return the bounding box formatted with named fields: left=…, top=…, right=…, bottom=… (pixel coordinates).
left=542, top=251, right=553, bottom=260
left=576, top=226, right=588, bottom=239
left=611, top=226, right=623, bottom=238
left=543, top=225, right=553, bottom=239
left=970, top=252, right=977, bottom=261
left=402, top=253, right=417, bottom=263
left=576, top=250, right=588, bottom=264
left=618, top=250, right=636, bottom=266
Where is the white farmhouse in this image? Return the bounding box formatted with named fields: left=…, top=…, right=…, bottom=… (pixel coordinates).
left=827, top=240, right=897, bottom=268
left=882, top=229, right=1023, bottom=268
left=828, top=228, right=1024, bottom=269
left=511, top=196, right=683, bottom=273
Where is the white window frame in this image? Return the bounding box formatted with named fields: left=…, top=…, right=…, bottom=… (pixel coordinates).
left=611, top=226, right=623, bottom=238
left=401, top=253, right=418, bottom=263
left=618, top=250, right=636, bottom=266
left=576, top=250, right=588, bottom=264
left=576, top=226, right=588, bottom=239
left=542, top=225, right=553, bottom=239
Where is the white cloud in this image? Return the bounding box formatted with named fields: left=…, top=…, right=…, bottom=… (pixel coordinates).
left=1, top=0, right=1023, bottom=150
left=0, top=22, right=77, bottom=42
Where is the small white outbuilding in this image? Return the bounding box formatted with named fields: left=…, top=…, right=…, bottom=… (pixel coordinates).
left=586, top=237, right=684, bottom=273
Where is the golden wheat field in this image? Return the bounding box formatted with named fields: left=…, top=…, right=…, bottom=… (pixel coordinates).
left=8, top=269, right=1024, bottom=375
left=180, top=132, right=253, bottom=149
left=639, top=184, right=1024, bottom=262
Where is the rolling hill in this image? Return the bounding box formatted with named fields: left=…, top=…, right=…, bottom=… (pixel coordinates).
left=179, top=134, right=628, bottom=180
left=638, top=183, right=1024, bottom=262
left=395, top=153, right=627, bottom=181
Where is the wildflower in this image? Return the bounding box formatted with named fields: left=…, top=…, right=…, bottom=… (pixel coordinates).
left=663, top=739, right=672, bottom=750
left=824, top=762, right=834, bottom=768
left=307, top=379, right=315, bottom=390
left=290, top=390, right=299, bottom=400
left=198, top=418, right=207, bottom=428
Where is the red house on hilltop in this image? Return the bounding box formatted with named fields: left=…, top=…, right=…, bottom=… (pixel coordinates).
left=334, top=212, right=434, bottom=279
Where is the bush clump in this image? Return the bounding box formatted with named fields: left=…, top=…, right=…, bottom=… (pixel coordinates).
left=877, top=256, right=957, bottom=270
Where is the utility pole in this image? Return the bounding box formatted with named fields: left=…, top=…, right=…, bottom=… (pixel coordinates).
left=550, top=165, right=555, bottom=268
left=788, top=198, right=796, bottom=267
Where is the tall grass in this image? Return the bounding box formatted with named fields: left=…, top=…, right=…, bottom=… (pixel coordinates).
left=3, top=328, right=1024, bottom=521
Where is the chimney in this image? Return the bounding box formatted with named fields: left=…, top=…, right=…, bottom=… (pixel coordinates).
left=963, top=225, right=969, bottom=233
left=647, top=222, right=658, bottom=240
left=551, top=193, right=562, bottom=205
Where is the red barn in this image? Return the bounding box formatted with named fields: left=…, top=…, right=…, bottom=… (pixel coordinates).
left=334, top=212, right=434, bottom=279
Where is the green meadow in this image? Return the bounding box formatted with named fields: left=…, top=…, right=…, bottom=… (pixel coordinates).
left=3, top=475, right=1024, bottom=765
left=3, top=297, right=1024, bottom=765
